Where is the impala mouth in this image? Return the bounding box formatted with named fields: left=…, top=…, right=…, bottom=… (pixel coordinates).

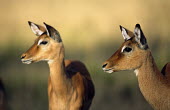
left=103, top=68, right=115, bottom=73
left=21, top=59, right=33, bottom=64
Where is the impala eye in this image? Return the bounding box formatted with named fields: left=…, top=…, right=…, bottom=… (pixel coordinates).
left=40, top=41, right=48, bottom=45
left=123, top=47, right=132, bottom=52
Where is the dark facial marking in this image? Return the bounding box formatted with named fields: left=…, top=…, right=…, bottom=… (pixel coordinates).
left=161, top=63, right=168, bottom=76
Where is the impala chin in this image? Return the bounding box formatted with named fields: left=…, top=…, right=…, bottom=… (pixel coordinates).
left=105, top=70, right=114, bottom=73
left=103, top=68, right=115, bottom=73
left=21, top=59, right=33, bottom=64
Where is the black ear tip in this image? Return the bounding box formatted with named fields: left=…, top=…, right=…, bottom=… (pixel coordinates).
left=119, top=25, right=123, bottom=31
left=135, top=24, right=141, bottom=28
left=43, top=22, right=50, bottom=28
left=28, top=21, right=32, bottom=25
left=43, top=22, right=46, bottom=25
left=119, top=25, right=127, bottom=32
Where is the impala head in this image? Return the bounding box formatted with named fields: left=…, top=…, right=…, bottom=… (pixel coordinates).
left=21, top=21, right=63, bottom=64
left=102, top=24, right=149, bottom=74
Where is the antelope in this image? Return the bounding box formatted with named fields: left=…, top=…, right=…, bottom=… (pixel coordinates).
left=102, top=24, right=170, bottom=110
left=21, top=21, right=95, bottom=110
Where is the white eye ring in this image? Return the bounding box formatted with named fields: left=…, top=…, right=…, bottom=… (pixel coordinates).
left=121, top=46, right=126, bottom=53
left=38, top=39, right=43, bottom=45
left=121, top=46, right=132, bottom=53
left=38, top=39, right=48, bottom=45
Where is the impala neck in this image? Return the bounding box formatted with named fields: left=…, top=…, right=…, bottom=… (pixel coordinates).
left=137, top=51, right=168, bottom=109
left=48, top=46, right=71, bottom=96
left=137, top=51, right=161, bottom=80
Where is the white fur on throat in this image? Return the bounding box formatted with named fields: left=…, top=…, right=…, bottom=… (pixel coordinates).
left=134, top=69, right=139, bottom=76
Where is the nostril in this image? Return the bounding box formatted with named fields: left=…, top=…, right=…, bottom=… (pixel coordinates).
left=21, top=54, right=26, bottom=59
left=102, top=63, right=108, bottom=68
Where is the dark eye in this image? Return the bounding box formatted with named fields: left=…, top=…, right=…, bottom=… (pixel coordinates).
left=40, top=41, right=48, bottom=45
left=123, top=47, right=132, bottom=52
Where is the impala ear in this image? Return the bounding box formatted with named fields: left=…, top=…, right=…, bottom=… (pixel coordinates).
left=120, top=25, right=134, bottom=41
left=28, top=21, right=46, bottom=36
left=43, top=22, right=62, bottom=42
left=134, top=24, right=148, bottom=49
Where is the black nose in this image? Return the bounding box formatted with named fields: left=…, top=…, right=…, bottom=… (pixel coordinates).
left=102, top=63, right=107, bottom=68
left=21, top=54, right=26, bottom=59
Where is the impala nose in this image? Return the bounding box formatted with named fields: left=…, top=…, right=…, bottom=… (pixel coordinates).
left=102, top=63, right=108, bottom=68
left=21, top=54, right=26, bottom=59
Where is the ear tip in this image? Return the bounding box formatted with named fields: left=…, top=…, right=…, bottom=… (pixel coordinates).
left=43, top=22, right=49, bottom=26
left=119, top=25, right=123, bottom=31
left=119, top=25, right=127, bottom=32
left=43, top=22, right=50, bottom=28
left=135, top=24, right=141, bottom=28
left=28, top=21, right=32, bottom=25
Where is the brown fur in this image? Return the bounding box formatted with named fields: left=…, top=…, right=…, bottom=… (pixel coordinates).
left=0, top=79, right=7, bottom=110
left=48, top=60, right=94, bottom=110
left=21, top=22, right=95, bottom=110
left=102, top=26, right=170, bottom=110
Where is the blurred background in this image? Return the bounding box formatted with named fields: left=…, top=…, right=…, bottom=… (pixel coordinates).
left=0, top=0, right=170, bottom=110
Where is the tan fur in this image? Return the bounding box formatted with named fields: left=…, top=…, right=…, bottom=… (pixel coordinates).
left=21, top=22, right=94, bottom=110
left=102, top=26, right=170, bottom=110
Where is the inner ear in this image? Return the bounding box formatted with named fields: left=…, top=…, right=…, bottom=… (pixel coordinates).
left=43, top=22, right=62, bottom=43
left=28, top=21, right=46, bottom=36
left=134, top=24, right=148, bottom=50
left=120, top=25, right=134, bottom=41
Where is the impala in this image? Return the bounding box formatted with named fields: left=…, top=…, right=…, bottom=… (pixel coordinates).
left=102, top=24, right=170, bottom=110
left=21, top=22, right=95, bottom=110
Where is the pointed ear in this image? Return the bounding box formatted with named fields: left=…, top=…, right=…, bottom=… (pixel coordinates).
left=43, top=22, right=62, bottom=42
left=28, top=21, right=46, bottom=36
left=120, top=25, right=133, bottom=41
left=134, top=24, right=148, bottom=49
